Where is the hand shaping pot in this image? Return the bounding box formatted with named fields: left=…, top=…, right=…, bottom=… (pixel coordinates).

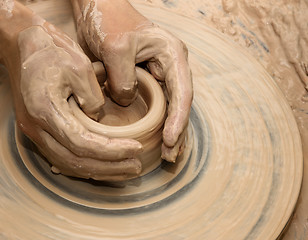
left=68, top=66, right=167, bottom=178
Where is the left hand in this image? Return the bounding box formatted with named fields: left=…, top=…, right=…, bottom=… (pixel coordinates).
left=71, top=0, right=193, bottom=162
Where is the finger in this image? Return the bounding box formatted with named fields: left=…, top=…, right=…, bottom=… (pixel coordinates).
left=92, top=61, right=107, bottom=85
left=162, top=49, right=193, bottom=147
left=68, top=60, right=105, bottom=120
left=103, top=37, right=138, bottom=106
left=161, top=128, right=186, bottom=162
left=138, top=30, right=193, bottom=147
left=39, top=130, right=142, bottom=181
left=44, top=87, right=143, bottom=160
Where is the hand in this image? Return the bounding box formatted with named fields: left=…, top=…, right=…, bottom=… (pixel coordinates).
left=73, top=0, right=193, bottom=162
left=1, top=2, right=143, bottom=181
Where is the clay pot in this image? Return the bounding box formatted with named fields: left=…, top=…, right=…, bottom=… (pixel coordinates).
left=69, top=66, right=167, bottom=176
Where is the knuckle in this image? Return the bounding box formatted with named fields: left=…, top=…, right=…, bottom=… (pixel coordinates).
left=104, top=34, right=132, bottom=56
left=74, top=62, right=88, bottom=73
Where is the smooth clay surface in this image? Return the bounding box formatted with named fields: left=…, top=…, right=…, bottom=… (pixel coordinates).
left=0, top=0, right=304, bottom=239
left=69, top=65, right=167, bottom=177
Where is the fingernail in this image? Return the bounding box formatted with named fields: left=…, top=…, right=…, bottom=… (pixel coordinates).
left=108, top=84, right=138, bottom=107
left=51, top=166, right=61, bottom=174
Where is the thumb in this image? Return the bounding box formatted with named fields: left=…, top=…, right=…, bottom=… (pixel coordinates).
left=104, top=54, right=138, bottom=107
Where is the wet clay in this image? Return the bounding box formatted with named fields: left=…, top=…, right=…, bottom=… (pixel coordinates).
left=0, top=1, right=303, bottom=239
left=69, top=64, right=167, bottom=176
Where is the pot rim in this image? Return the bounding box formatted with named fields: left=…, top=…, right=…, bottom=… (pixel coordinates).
left=68, top=67, right=166, bottom=140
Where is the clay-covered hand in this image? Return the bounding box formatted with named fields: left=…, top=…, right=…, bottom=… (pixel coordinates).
left=73, top=0, right=193, bottom=162
left=10, top=24, right=143, bottom=181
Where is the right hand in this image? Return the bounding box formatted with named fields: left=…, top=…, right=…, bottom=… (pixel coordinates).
left=72, top=0, right=193, bottom=163
left=12, top=24, right=143, bottom=181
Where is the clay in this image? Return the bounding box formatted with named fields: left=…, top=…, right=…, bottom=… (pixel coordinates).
left=0, top=1, right=303, bottom=239
left=70, top=64, right=167, bottom=176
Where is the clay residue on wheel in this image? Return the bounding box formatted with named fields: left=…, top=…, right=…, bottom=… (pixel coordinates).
left=134, top=1, right=308, bottom=239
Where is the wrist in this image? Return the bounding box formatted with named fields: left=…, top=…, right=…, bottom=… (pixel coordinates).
left=77, top=0, right=150, bottom=34
left=0, top=1, right=38, bottom=63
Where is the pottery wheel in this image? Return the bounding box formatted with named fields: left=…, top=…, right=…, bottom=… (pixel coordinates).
left=0, top=1, right=303, bottom=239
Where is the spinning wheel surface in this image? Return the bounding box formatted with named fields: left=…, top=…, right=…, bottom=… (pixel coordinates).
left=0, top=2, right=303, bottom=239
